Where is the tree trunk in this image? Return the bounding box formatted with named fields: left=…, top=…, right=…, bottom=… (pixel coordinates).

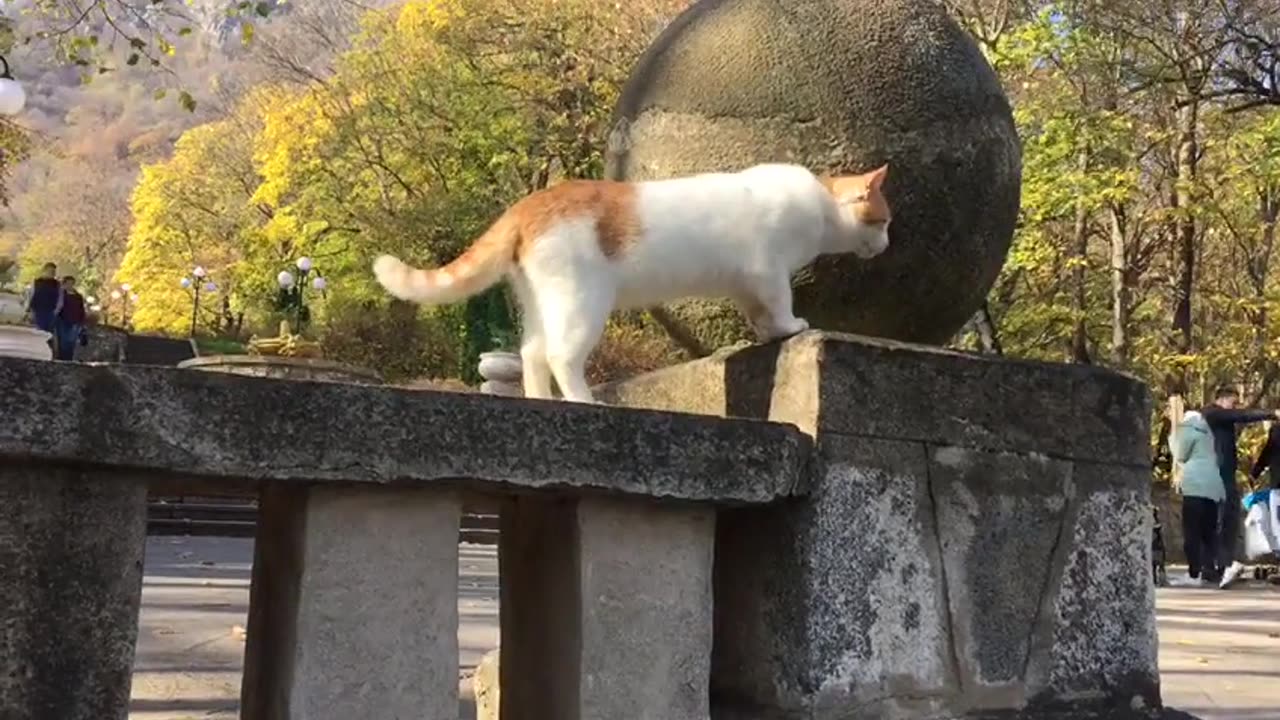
left=1071, top=146, right=1092, bottom=364
left=1169, top=99, right=1200, bottom=393
left=972, top=301, right=1004, bottom=355
left=1108, top=205, right=1131, bottom=366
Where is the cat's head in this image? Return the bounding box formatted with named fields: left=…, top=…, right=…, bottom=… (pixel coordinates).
left=822, top=164, right=891, bottom=258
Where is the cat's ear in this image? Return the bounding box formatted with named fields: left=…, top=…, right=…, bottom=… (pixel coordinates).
left=866, top=164, right=889, bottom=191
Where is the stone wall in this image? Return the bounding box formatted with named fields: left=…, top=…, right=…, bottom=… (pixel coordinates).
left=80, top=325, right=128, bottom=363
left=597, top=332, right=1160, bottom=720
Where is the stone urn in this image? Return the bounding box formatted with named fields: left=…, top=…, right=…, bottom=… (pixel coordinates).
left=0, top=290, right=52, bottom=361
left=478, top=351, right=522, bottom=397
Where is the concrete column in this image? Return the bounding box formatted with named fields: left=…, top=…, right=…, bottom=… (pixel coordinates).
left=0, top=464, right=148, bottom=720
left=500, top=494, right=715, bottom=720
left=240, top=483, right=461, bottom=720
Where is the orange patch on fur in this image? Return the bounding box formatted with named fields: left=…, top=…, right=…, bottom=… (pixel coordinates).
left=821, top=164, right=892, bottom=225
left=511, top=180, right=640, bottom=259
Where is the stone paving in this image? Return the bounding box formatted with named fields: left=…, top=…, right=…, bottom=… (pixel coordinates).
left=129, top=538, right=1277, bottom=720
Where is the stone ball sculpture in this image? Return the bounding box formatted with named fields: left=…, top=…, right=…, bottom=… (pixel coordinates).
left=605, top=0, right=1021, bottom=350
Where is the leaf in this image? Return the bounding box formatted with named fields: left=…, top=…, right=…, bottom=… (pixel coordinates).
left=178, top=91, right=197, bottom=113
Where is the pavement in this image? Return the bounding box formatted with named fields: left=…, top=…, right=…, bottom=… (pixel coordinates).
left=129, top=538, right=1278, bottom=720
left=130, top=536, right=497, bottom=720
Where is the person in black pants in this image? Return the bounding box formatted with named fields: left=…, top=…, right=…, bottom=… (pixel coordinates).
left=1250, top=421, right=1280, bottom=490
left=1201, top=386, right=1280, bottom=579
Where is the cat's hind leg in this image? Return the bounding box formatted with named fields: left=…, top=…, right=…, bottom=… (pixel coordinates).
left=737, top=273, right=809, bottom=343
left=513, top=276, right=553, bottom=399
left=536, top=281, right=612, bottom=404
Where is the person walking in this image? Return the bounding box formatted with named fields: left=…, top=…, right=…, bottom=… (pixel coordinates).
left=1200, top=385, right=1280, bottom=586
left=54, top=275, right=86, bottom=362
left=1171, top=409, right=1227, bottom=584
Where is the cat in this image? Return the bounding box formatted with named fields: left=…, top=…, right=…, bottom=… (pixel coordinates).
left=373, top=162, right=892, bottom=403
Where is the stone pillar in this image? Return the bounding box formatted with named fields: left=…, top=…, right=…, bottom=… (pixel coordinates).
left=499, top=494, right=715, bottom=720
left=0, top=465, right=148, bottom=720
left=240, top=483, right=461, bottom=720
left=597, top=332, right=1160, bottom=720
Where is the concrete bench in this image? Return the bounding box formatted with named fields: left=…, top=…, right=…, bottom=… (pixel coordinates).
left=0, top=357, right=810, bottom=720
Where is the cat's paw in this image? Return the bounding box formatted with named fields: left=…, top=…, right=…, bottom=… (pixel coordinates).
left=759, top=317, right=809, bottom=342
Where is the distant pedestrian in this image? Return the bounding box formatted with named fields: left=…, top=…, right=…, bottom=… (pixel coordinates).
left=1200, top=385, right=1280, bottom=586
left=24, top=262, right=62, bottom=335
left=1170, top=409, right=1226, bottom=584
left=1249, top=421, right=1280, bottom=490
left=54, top=275, right=85, bottom=362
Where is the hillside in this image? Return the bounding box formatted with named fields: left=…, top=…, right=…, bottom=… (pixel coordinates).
left=0, top=0, right=380, bottom=285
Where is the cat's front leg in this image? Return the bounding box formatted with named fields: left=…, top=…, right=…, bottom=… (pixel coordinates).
left=737, top=276, right=809, bottom=343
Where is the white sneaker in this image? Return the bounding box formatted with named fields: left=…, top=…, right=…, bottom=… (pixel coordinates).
left=1219, top=561, right=1246, bottom=589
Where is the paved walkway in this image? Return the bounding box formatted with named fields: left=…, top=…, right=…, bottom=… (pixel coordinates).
left=129, top=538, right=1277, bottom=719
left=1157, top=572, right=1280, bottom=720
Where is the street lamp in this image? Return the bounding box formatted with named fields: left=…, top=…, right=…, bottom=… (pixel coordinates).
left=275, top=257, right=325, bottom=335
left=0, top=56, right=26, bottom=116
left=179, top=266, right=214, bottom=338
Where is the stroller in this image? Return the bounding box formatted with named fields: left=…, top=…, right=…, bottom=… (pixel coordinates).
left=1242, top=489, right=1280, bottom=579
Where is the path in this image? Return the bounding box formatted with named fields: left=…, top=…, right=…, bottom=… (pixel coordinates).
left=130, top=536, right=498, bottom=720
left=129, top=539, right=1277, bottom=720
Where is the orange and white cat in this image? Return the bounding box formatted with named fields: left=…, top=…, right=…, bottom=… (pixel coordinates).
left=374, top=162, right=892, bottom=403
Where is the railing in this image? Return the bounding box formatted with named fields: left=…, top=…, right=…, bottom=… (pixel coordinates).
left=0, top=356, right=809, bottom=720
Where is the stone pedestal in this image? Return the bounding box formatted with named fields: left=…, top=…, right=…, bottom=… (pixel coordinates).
left=597, top=332, right=1160, bottom=720
left=240, top=484, right=460, bottom=720
left=0, top=326, right=53, bottom=360
left=500, top=494, right=715, bottom=720
left=0, top=465, right=147, bottom=720
left=179, top=354, right=383, bottom=384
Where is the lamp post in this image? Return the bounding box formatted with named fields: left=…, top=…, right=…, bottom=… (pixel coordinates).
left=276, top=256, right=326, bottom=336
left=0, top=55, right=26, bottom=117
left=111, top=284, right=137, bottom=328
left=180, top=266, right=213, bottom=338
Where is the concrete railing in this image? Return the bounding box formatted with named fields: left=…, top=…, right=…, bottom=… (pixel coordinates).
left=0, top=357, right=809, bottom=720
left=0, top=331, right=1164, bottom=720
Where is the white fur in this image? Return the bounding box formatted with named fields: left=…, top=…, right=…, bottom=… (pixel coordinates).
left=378, top=163, right=891, bottom=403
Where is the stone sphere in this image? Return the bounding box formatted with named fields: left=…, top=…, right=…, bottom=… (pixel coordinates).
left=605, top=0, right=1021, bottom=348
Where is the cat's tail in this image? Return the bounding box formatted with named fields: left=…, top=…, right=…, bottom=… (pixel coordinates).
left=373, top=215, right=519, bottom=305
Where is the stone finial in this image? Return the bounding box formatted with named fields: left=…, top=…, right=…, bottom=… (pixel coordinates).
left=478, top=351, right=522, bottom=397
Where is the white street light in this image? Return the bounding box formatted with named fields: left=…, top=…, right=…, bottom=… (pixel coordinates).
left=204, top=282, right=217, bottom=293
left=120, top=283, right=132, bottom=293
left=312, top=276, right=327, bottom=291
left=0, top=57, right=26, bottom=116
left=193, top=266, right=207, bottom=279
left=110, top=290, right=122, bottom=300
left=277, top=270, right=295, bottom=289
left=129, top=293, right=139, bottom=303
left=296, top=257, right=313, bottom=272
left=180, top=277, right=192, bottom=289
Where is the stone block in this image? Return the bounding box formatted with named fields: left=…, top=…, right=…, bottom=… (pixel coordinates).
left=601, top=331, right=1161, bottom=719
left=1026, top=465, right=1160, bottom=715
left=928, top=446, right=1072, bottom=705
left=0, top=356, right=809, bottom=505
left=712, top=435, right=956, bottom=718
left=598, top=331, right=1151, bottom=466
left=240, top=483, right=460, bottom=720
left=0, top=464, right=147, bottom=720
left=500, top=495, right=715, bottom=720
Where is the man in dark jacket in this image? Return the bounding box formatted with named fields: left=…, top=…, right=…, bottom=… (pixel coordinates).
left=1201, top=385, right=1280, bottom=581
left=25, top=262, right=62, bottom=333
left=1250, top=422, right=1280, bottom=490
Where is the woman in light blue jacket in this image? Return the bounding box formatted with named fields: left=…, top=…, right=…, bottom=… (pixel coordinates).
left=1171, top=410, right=1226, bottom=582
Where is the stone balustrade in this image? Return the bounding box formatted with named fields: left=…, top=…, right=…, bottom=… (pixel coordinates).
left=0, top=331, right=1163, bottom=720
left=0, top=357, right=809, bottom=720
